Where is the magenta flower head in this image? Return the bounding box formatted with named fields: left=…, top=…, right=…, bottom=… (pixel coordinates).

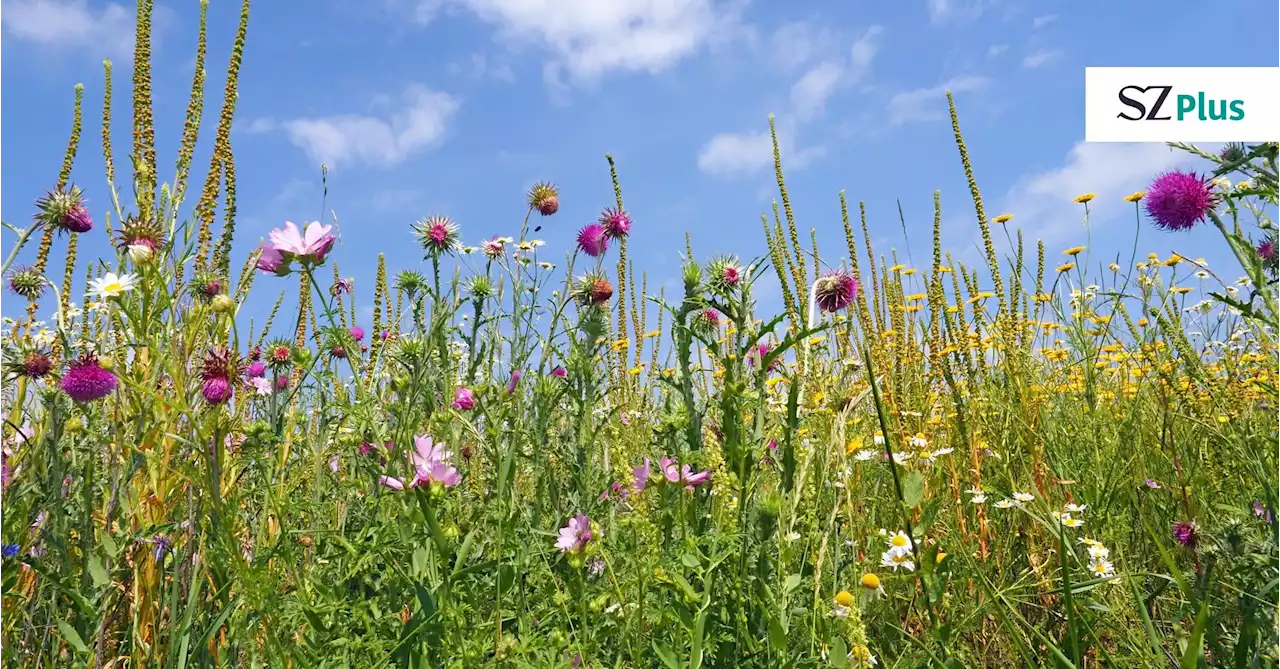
left=256, top=243, right=289, bottom=276
left=1257, top=237, right=1277, bottom=274
left=680, top=464, right=711, bottom=491
left=1172, top=521, right=1198, bottom=548
left=413, top=215, right=461, bottom=256
left=506, top=370, right=522, bottom=394
left=451, top=387, right=475, bottom=410
left=555, top=513, right=594, bottom=554
left=599, top=207, right=631, bottom=240
left=348, top=326, right=365, bottom=342
left=202, top=377, right=232, bottom=405
left=274, top=375, right=290, bottom=391
left=691, top=308, right=721, bottom=334
left=814, top=269, right=859, bottom=313
left=61, top=356, right=118, bottom=402
left=576, top=223, right=610, bottom=258
left=1144, top=171, right=1218, bottom=231
left=245, top=361, right=267, bottom=378
left=551, top=366, right=567, bottom=378
left=659, top=457, right=680, bottom=483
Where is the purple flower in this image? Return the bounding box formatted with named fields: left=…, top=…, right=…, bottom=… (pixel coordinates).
left=599, top=207, right=631, bottom=240
left=576, top=223, right=609, bottom=258
left=1144, top=171, right=1217, bottom=231
left=202, top=377, right=232, bottom=405
left=556, top=513, right=593, bottom=553
left=767, top=439, right=778, bottom=451
left=274, top=375, right=290, bottom=391
left=1257, top=238, right=1277, bottom=273
left=506, top=370, right=522, bottom=394
left=349, top=326, right=365, bottom=342
left=451, top=387, right=475, bottom=410
left=149, top=534, right=171, bottom=562
left=1253, top=500, right=1273, bottom=524
left=551, top=366, right=567, bottom=378
left=814, top=269, right=859, bottom=313
left=61, top=356, right=118, bottom=403
left=408, top=435, right=462, bottom=488
left=331, top=277, right=354, bottom=295
left=268, top=221, right=335, bottom=265
left=680, top=464, right=711, bottom=491
left=633, top=457, right=651, bottom=493
left=2, top=544, right=19, bottom=558
left=415, top=215, right=460, bottom=255
left=1143, top=478, right=1161, bottom=489
left=256, top=243, right=289, bottom=276
left=245, top=361, right=267, bottom=378
left=1172, top=521, right=1198, bottom=548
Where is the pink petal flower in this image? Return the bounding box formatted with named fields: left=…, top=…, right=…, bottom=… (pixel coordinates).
left=659, top=457, right=680, bottom=483
left=379, top=476, right=405, bottom=491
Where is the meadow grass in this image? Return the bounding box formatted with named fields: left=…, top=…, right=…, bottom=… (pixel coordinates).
left=2, top=2, right=1278, bottom=667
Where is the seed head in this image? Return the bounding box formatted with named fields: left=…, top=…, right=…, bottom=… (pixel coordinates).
left=528, top=182, right=560, bottom=216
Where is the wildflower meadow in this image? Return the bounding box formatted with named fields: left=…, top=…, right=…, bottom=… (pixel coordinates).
left=2, top=3, right=1278, bottom=668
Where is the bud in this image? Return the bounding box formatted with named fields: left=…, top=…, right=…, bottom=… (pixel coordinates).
left=65, top=416, right=85, bottom=435
left=442, top=523, right=460, bottom=539
left=97, top=356, right=115, bottom=371
left=127, top=243, right=155, bottom=265
left=211, top=294, right=235, bottom=313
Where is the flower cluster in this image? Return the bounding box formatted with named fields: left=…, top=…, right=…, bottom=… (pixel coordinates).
left=879, top=530, right=915, bottom=572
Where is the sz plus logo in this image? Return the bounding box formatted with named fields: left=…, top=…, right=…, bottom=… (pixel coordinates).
left=1085, top=67, right=1280, bottom=142
left=1115, top=86, right=1244, bottom=122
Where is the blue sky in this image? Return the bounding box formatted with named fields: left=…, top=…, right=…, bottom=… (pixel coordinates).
left=3, top=0, right=1278, bottom=331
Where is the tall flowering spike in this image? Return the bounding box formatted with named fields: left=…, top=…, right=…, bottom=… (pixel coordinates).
left=196, top=0, right=250, bottom=268
left=815, top=269, right=859, bottom=313
left=173, top=0, right=209, bottom=204
left=132, top=0, right=157, bottom=209
left=576, top=223, right=609, bottom=258
left=599, top=207, right=631, bottom=240
left=213, top=142, right=239, bottom=275
left=61, top=356, right=118, bottom=403
left=1143, top=171, right=1218, bottom=231
left=35, top=186, right=93, bottom=235
left=412, top=215, right=461, bottom=256
left=528, top=181, right=560, bottom=216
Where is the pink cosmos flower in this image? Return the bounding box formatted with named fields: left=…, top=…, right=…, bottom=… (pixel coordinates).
left=268, top=221, right=335, bottom=264
left=408, top=435, right=461, bottom=488
left=451, top=387, right=475, bottom=410
left=556, top=513, right=593, bottom=553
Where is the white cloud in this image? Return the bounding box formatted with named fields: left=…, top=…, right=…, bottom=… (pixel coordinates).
left=696, top=127, right=823, bottom=177
left=997, top=142, right=1203, bottom=244
left=1021, top=48, right=1062, bottom=69
left=987, top=44, right=1008, bottom=58
left=848, top=25, right=884, bottom=76
left=281, top=86, right=461, bottom=169
left=238, top=118, right=278, bottom=134
left=769, top=21, right=831, bottom=71
left=927, top=0, right=994, bottom=24
left=886, top=76, right=988, bottom=125
left=790, top=61, right=844, bottom=122
left=447, top=53, right=516, bottom=83
left=1031, top=14, right=1058, bottom=29
left=420, top=0, right=743, bottom=81
left=1, top=0, right=134, bottom=58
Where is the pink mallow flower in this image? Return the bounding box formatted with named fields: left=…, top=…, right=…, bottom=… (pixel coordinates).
left=452, top=387, right=475, bottom=410
left=268, top=221, right=335, bottom=265
left=556, top=513, right=593, bottom=553
left=256, top=244, right=289, bottom=276
left=657, top=456, right=710, bottom=491
left=633, top=457, right=651, bottom=493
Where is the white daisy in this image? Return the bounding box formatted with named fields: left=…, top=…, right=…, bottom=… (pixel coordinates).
left=89, top=272, right=140, bottom=300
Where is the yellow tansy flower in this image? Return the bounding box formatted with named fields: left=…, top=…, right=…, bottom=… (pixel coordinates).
left=1074, top=193, right=1096, bottom=204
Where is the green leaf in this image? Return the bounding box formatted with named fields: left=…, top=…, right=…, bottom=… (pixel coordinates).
left=681, top=553, right=701, bottom=569
left=100, top=532, right=119, bottom=557
left=829, top=637, right=849, bottom=668
left=652, top=641, right=682, bottom=669
left=902, top=470, right=925, bottom=508
left=88, top=553, right=109, bottom=587
left=783, top=573, right=802, bottom=595
left=1180, top=598, right=1211, bottom=669
left=56, top=620, right=89, bottom=654
left=768, top=614, right=788, bottom=651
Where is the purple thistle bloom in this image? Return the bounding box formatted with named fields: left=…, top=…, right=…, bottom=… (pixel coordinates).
left=599, top=207, right=631, bottom=240
left=814, top=269, right=859, bottom=313
left=506, top=370, right=522, bottom=394
left=61, top=356, right=118, bottom=403
left=1144, top=171, right=1217, bottom=231
left=1253, top=500, right=1273, bottom=524
left=1257, top=238, right=1277, bottom=273
left=551, top=366, right=567, bottom=378
left=576, top=223, right=610, bottom=258
left=150, top=534, right=171, bottom=562
left=349, top=326, right=365, bottom=342
left=202, top=377, right=233, bottom=405
left=245, top=361, right=267, bottom=378
left=1172, top=521, right=1198, bottom=548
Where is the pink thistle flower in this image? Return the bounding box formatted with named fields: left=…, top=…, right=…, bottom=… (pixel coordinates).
left=576, top=223, right=609, bottom=258
left=528, top=182, right=560, bottom=216
left=414, top=215, right=461, bottom=255
left=60, top=356, right=118, bottom=403
left=1144, top=171, right=1218, bottom=231
left=556, top=513, right=593, bottom=553
left=451, top=387, right=475, bottom=410
left=349, top=326, right=365, bottom=342
left=268, top=221, right=335, bottom=264
left=1172, top=521, right=1198, bottom=548
left=551, top=366, right=567, bottom=378
left=599, top=207, right=631, bottom=240
left=814, top=269, right=859, bottom=313
left=274, top=375, right=290, bottom=391
left=482, top=236, right=508, bottom=258
left=22, top=352, right=53, bottom=379
left=245, top=361, right=267, bottom=378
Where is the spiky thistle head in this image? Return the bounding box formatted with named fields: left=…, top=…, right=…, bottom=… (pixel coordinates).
left=266, top=338, right=293, bottom=369
left=35, top=185, right=92, bottom=234
left=466, top=275, right=493, bottom=300
left=574, top=273, right=614, bottom=306
left=21, top=351, right=53, bottom=379
left=528, top=181, right=560, bottom=216
left=200, top=346, right=243, bottom=382
left=1144, top=171, right=1218, bottom=232
left=191, top=269, right=224, bottom=300
left=814, top=269, right=859, bottom=313
left=412, top=215, right=461, bottom=256
left=706, top=255, right=744, bottom=294
left=117, top=214, right=166, bottom=263
left=576, top=224, right=609, bottom=258
left=1219, top=143, right=1247, bottom=165
left=1258, top=235, right=1278, bottom=276
left=61, top=355, right=118, bottom=402
left=598, top=207, right=631, bottom=240
left=691, top=307, right=722, bottom=334
left=394, top=270, right=428, bottom=298
left=7, top=266, right=46, bottom=301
